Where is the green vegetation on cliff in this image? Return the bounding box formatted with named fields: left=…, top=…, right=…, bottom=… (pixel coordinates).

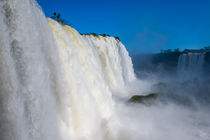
left=128, top=93, right=158, bottom=105
left=51, top=12, right=70, bottom=25
left=81, top=33, right=120, bottom=41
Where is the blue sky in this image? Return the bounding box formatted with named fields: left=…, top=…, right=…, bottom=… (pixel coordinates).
left=37, top=0, right=210, bottom=55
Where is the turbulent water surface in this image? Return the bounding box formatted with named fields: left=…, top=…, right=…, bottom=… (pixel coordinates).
left=0, top=0, right=210, bottom=140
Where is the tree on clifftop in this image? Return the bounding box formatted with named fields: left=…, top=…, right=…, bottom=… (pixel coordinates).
left=51, top=12, right=69, bottom=25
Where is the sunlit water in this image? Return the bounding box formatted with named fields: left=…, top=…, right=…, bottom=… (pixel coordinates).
left=0, top=0, right=210, bottom=140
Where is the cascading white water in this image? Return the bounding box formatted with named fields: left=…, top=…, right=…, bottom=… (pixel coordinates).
left=0, top=0, right=66, bottom=140
left=83, top=35, right=135, bottom=90
left=47, top=19, right=130, bottom=140
left=4, top=1, right=210, bottom=140
left=177, top=53, right=205, bottom=80
left=0, top=0, right=136, bottom=140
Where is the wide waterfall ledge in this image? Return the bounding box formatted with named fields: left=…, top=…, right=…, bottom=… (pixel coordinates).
left=47, top=19, right=136, bottom=90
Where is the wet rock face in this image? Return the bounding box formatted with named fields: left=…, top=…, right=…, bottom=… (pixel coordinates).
left=128, top=93, right=158, bottom=105
left=204, top=52, right=210, bottom=73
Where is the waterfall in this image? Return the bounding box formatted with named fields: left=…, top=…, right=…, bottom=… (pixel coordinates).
left=177, top=53, right=205, bottom=80
left=83, top=34, right=135, bottom=90
left=0, top=0, right=135, bottom=140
